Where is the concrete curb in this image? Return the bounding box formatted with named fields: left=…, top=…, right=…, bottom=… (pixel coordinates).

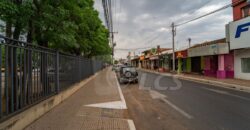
left=0, top=69, right=104, bottom=130
left=138, top=68, right=250, bottom=93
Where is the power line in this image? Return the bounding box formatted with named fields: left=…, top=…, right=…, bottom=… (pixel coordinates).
left=115, top=40, right=172, bottom=51
left=139, top=27, right=171, bottom=45
left=175, top=1, right=241, bottom=27
left=186, top=0, right=212, bottom=15
left=116, top=0, right=123, bottom=32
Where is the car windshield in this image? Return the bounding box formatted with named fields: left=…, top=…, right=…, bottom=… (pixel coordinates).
left=123, top=67, right=136, bottom=72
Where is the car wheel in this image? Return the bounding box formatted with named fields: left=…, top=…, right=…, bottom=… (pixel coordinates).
left=134, top=79, right=138, bottom=83
left=125, top=71, right=132, bottom=78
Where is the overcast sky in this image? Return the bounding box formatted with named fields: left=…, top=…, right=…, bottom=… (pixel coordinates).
left=94, top=0, right=232, bottom=59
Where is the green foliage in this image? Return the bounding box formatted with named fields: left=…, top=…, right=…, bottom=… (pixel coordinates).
left=114, top=60, right=119, bottom=64
left=0, top=0, right=18, bottom=20
left=0, top=0, right=111, bottom=57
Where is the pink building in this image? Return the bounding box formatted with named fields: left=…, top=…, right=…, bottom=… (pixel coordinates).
left=188, top=38, right=234, bottom=79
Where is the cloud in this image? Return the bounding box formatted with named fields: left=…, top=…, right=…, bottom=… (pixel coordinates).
left=94, top=0, right=232, bottom=59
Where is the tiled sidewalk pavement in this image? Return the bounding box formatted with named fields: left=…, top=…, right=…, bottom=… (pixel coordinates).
left=139, top=68, right=250, bottom=92
left=25, top=68, right=135, bottom=130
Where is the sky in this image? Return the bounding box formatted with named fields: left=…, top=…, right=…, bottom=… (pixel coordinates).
left=94, top=0, right=233, bottom=59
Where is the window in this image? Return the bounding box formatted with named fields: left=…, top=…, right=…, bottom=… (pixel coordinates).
left=242, top=5, right=250, bottom=18
left=241, top=58, right=250, bottom=73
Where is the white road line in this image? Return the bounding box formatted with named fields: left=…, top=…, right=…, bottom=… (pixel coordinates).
left=161, top=98, right=193, bottom=119
left=149, top=90, right=167, bottom=99
left=85, top=101, right=126, bottom=109
left=203, top=88, right=228, bottom=94
left=84, top=71, right=127, bottom=109
left=127, top=119, right=136, bottom=130
left=78, top=115, right=136, bottom=130
left=203, top=87, right=250, bottom=101
left=114, top=73, right=127, bottom=109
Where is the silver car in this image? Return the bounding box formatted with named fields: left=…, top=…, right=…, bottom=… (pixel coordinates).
left=117, top=66, right=138, bottom=84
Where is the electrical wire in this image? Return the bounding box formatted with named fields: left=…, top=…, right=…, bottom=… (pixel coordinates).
left=175, top=0, right=241, bottom=27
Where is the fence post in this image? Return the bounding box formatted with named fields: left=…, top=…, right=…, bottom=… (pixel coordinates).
left=56, top=51, right=59, bottom=93
left=78, top=56, right=81, bottom=82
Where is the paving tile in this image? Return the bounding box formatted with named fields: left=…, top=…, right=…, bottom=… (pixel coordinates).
left=25, top=68, right=132, bottom=130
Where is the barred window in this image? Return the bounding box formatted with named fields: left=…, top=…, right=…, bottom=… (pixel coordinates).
left=241, top=58, right=250, bottom=73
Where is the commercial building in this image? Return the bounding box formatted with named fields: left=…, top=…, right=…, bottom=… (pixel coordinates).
left=175, top=49, right=189, bottom=73
left=140, top=47, right=171, bottom=70
left=227, top=0, right=250, bottom=80
left=188, top=38, right=234, bottom=78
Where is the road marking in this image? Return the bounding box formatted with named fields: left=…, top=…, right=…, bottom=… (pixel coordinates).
left=149, top=90, right=167, bottom=99
left=127, top=119, right=136, bottom=130
left=148, top=90, right=193, bottom=119
left=114, top=73, right=127, bottom=109
left=161, top=98, right=194, bottom=119
left=77, top=115, right=136, bottom=130
left=203, top=88, right=228, bottom=94
left=84, top=71, right=127, bottom=109
left=85, top=101, right=127, bottom=109
left=203, top=88, right=250, bottom=101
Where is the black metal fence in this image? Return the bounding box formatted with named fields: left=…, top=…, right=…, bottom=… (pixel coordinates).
left=0, top=35, right=104, bottom=121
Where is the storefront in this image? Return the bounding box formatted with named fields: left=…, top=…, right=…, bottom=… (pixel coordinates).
left=228, top=16, right=250, bottom=80
left=131, top=57, right=140, bottom=67
left=149, top=55, right=159, bottom=70
left=188, top=39, right=233, bottom=78
left=139, top=55, right=145, bottom=68
left=175, top=50, right=188, bottom=73
left=158, top=50, right=172, bottom=72
left=234, top=49, right=250, bottom=80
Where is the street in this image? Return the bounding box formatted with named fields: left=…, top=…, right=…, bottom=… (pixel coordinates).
left=2, top=0, right=250, bottom=130
left=121, top=70, right=250, bottom=130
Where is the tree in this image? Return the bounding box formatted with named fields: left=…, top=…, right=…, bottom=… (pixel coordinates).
left=0, top=0, right=112, bottom=112
left=0, top=0, right=111, bottom=57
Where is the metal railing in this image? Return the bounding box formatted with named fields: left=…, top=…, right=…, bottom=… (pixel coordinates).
left=0, top=35, right=104, bottom=121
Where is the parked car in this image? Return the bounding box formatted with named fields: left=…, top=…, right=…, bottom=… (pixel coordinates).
left=117, top=65, right=138, bottom=84
left=112, top=64, right=122, bottom=72
left=112, top=65, right=117, bottom=71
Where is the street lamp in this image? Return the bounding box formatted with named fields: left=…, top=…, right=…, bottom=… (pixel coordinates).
left=188, top=38, right=191, bottom=48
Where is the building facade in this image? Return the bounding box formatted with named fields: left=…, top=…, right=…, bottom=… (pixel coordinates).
left=227, top=0, right=250, bottom=80
left=188, top=38, right=234, bottom=78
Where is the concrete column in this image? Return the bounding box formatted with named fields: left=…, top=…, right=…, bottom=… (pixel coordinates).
left=217, top=55, right=226, bottom=79
left=178, top=58, right=182, bottom=74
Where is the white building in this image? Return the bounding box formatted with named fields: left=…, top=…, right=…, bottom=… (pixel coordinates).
left=227, top=16, right=250, bottom=80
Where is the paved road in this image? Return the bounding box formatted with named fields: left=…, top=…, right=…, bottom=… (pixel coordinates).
left=121, top=70, right=250, bottom=130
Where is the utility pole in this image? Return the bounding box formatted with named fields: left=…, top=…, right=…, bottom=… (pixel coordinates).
left=171, top=22, right=176, bottom=72
left=110, top=32, right=118, bottom=64
left=188, top=38, right=191, bottom=48
left=111, top=33, right=114, bottom=64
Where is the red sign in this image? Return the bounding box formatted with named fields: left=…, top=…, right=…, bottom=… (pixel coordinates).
left=175, top=50, right=187, bottom=58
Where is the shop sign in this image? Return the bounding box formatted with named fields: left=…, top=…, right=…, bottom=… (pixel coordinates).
left=228, top=17, right=250, bottom=49
left=188, top=43, right=229, bottom=57
left=177, top=52, right=183, bottom=58
left=150, top=56, right=159, bottom=60
left=140, top=56, right=145, bottom=60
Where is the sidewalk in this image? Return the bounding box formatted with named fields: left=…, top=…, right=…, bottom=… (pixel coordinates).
left=25, top=68, right=135, bottom=130
left=139, top=68, right=250, bottom=93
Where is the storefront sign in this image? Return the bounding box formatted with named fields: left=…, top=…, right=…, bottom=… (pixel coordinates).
left=176, top=50, right=187, bottom=58
left=150, top=56, right=159, bottom=60
left=228, top=17, right=250, bottom=49
left=188, top=43, right=229, bottom=57
left=177, top=52, right=183, bottom=58
left=140, top=56, right=145, bottom=60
